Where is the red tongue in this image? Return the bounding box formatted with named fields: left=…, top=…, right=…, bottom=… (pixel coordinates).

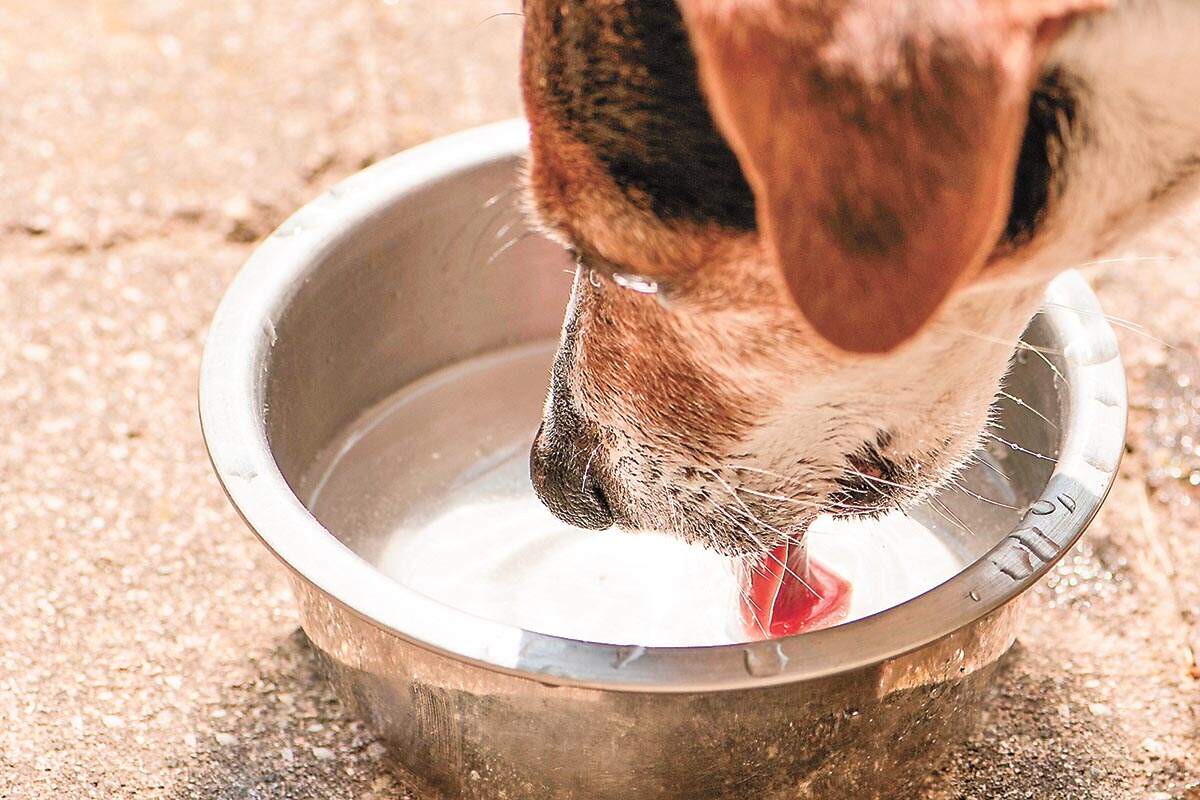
left=743, top=542, right=851, bottom=639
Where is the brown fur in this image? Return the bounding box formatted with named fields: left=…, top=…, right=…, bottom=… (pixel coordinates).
left=521, top=0, right=807, bottom=465
left=678, top=0, right=1110, bottom=353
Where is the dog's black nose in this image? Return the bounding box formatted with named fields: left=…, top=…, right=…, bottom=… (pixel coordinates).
left=530, top=422, right=613, bottom=530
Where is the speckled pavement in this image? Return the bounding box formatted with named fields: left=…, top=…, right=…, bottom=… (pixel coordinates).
left=0, top=2, right=1196, bottom=798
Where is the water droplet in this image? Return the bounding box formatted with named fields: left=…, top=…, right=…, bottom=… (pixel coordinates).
left=744, top=643, right=789, bottom=677
left=1081, top=442, right=1117, bottom=473
left=274, top=222, right=306, bottom=238
left=1095, top=386, right=1122, bottom=408
left=228, top=462, right=259, bottom=481
left=612, top=645, right=645, bottom=669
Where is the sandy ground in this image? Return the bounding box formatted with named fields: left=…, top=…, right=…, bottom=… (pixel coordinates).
left=0, top=2, right=1196, bottom=798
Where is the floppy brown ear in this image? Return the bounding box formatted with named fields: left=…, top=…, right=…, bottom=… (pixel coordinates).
left=678, top=0, right=1110, bottom=353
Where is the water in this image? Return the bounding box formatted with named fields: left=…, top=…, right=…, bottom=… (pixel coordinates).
left=304, top=342, right=1020, bottom=647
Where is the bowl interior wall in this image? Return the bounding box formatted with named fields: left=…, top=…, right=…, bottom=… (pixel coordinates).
left=263, top=153, right=1066, bottom=603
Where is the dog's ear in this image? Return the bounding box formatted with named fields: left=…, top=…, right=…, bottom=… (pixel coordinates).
left=678, top=0, right=1109, bottom=353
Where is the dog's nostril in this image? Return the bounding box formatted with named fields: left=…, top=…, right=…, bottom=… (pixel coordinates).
left=529, top=425, right=614, bottom=531
left=586, top=479, right=611, bottom=519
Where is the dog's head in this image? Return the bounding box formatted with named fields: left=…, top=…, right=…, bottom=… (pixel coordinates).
left=521, top=0, right=1132, bottom=554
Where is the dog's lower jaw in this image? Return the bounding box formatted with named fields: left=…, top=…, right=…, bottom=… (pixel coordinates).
left=670, top=283, right=1043, bottom=552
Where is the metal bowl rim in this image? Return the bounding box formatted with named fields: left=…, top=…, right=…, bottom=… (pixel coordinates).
left=199, top=118, right=1127, bottom=692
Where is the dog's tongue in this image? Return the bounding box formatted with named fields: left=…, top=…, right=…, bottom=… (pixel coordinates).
left=743, top=541, right=851, bottom=639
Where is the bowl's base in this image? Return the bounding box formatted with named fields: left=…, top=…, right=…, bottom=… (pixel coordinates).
left=296, top=570, right=1024, bottom=800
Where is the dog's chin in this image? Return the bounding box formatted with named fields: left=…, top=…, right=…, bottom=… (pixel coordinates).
left=597, top=435, right=977, bottom=558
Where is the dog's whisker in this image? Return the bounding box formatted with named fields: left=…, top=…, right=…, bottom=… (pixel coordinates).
left=474, top=11, right=525, bottom=29
left=728, top=462, right=847, bottom=504
left=485, top=230, right=538, bottom=268
left=732, top=561, right=770, bottom=639
left=493, top=219, right=518, bottom=243
left=1014, top=338, right=1064, bottom=357
left=469, top=203, right=523, bottom=265
left=734, top=485, right=878, bottom=515
left=1066, top=254, right=1174, bottom=270
left=1019, top=342, right=1071, bottom=388
left=726, top=463, right=792, bottom=481
left=928, top=496, right=977, bottom=537
left=968, top=452, right=1011, bottom=482
left=704, top=469, right=807, bottom=541
left=839, top=465, right=919, bottom=495
left=733, top=485, right=818, bottom=508
left=984, top=430, right=1058, bottom=463
left=1042, top=300, right=1185, bottom=354
left=950, top=479, right=1022, bottom=511
left=704, top=464, right=876, bottom=521
left=579, top=443, right=602, bottom=492
left=712, top=504, right=823, bottom=600
left=998, top=390, right=1058, bottom=430
left=934, top=322, right=1065, bottom=356
left=438, top=191, right=522, bottom=273
left=727, top=464, right=822, bottom=493
left=737, top=576, right=764, bottom=613
left=481, top=185, right=520, bottom=210
left=439, top=203, right=518, bottom=272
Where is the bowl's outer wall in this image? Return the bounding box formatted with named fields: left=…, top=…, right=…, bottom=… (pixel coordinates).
left=298, top=575, right=1023, bottom=800
left=200, top=120, right=1126, bottom=800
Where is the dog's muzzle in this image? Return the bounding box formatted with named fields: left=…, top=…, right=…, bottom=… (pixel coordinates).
left=529, top=418, right=614, bottom=531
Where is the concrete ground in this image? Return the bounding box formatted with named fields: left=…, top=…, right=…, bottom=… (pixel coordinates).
left=0, top=1, right=1196, bottom=798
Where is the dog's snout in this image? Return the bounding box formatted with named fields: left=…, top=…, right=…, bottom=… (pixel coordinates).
left=530, top=421, right=613, bottom=531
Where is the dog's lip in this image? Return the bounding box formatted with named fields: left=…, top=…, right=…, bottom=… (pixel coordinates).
left=827, top=454, right=913, bottom=517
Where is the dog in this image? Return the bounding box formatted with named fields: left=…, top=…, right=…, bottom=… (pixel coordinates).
left=522, top=0, right=1200, bottom=557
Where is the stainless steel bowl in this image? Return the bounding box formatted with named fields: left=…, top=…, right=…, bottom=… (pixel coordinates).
left=199, top=120, right=1127, bottom=800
